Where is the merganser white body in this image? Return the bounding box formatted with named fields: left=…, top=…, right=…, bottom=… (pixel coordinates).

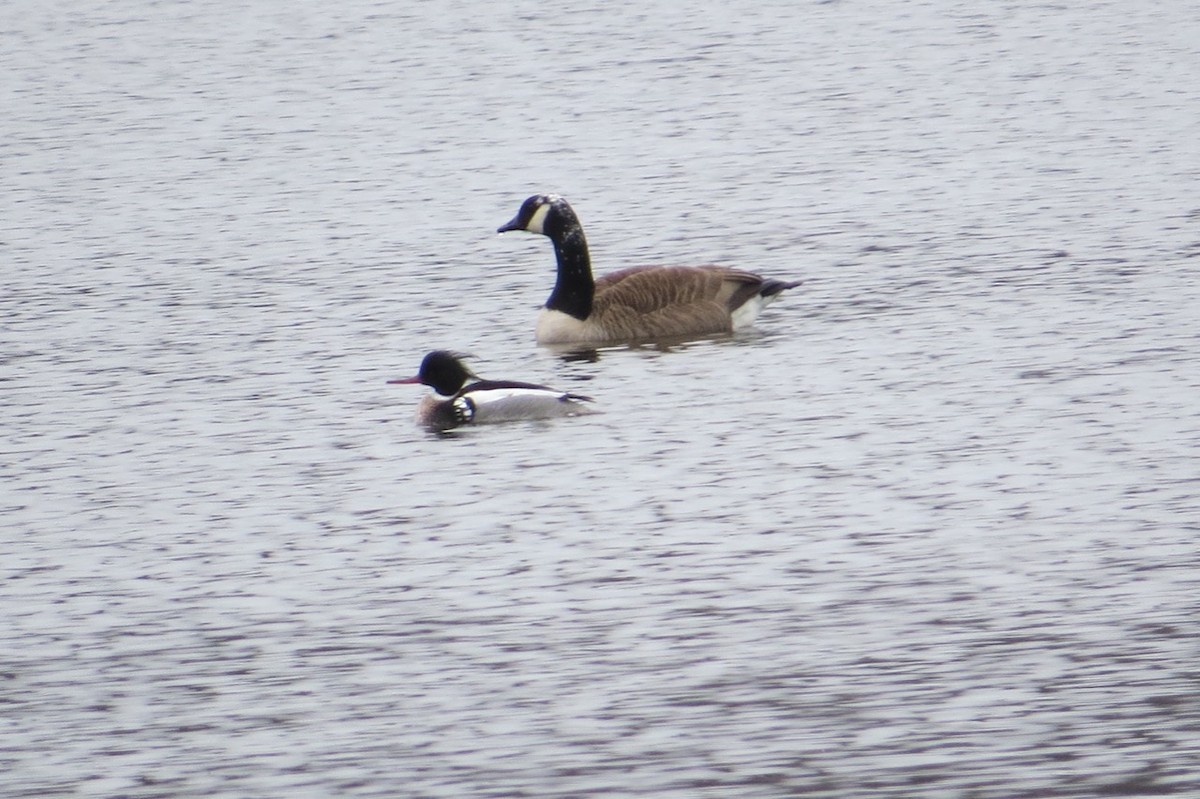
left=389, top=350, right=598, bottom=431
left=497, top=194, right=802, bottom=345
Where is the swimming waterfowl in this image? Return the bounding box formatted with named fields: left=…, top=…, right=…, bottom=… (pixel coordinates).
left=389, top=350, right=598, bottom=431
left=497, top=194, right=802, bottom=345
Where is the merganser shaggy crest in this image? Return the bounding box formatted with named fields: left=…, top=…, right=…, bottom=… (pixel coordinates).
left=389, top=350, right=598, bottom=431
left=497, top=194, right=802, bottom=345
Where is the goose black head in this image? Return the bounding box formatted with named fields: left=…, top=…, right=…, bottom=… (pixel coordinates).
left=497, top=194, right=581, bottom=240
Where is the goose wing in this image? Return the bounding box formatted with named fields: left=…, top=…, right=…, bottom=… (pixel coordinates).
left=585, top=265, right=768, bottom=338
left=594, top=265, right=767, bottom=312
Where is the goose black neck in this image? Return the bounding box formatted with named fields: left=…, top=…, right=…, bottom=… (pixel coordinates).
left=545, top=223, right=594, bottom=321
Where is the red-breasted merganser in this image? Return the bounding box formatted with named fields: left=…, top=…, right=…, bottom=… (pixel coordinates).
left=389, top=350, right=598, bottom=431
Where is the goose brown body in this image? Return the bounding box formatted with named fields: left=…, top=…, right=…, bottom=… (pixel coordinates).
left=537, top=265, right=766, bottom=344
left=499, top=195, right=801, bottom=346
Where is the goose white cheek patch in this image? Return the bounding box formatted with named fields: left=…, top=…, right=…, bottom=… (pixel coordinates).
left=526, top=203, right=550, bottom=234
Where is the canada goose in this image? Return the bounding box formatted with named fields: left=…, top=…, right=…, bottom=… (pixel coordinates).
left=389, top=350, right=598, bottom=431
left=497, top=194, right=801, bottom=345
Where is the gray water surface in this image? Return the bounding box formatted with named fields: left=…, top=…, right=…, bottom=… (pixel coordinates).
left=4, top=1, right=1199, bottom=797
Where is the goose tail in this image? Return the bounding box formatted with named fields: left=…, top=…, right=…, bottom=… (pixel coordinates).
left=760, top=278, right=802, bottom=298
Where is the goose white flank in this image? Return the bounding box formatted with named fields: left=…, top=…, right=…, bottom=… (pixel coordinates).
left=497, top=194, right=801, bottom=345
left=389, top=350, right=599, bottom=431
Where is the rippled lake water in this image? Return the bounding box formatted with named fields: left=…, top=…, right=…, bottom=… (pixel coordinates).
left=4, top=1, right=1200, bottom=797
